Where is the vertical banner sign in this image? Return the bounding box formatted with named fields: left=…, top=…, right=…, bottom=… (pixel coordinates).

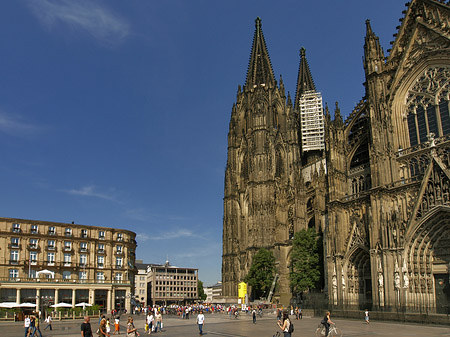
left=238, top=282, right=247, bottom=310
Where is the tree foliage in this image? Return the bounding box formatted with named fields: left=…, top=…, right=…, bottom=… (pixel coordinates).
left=244, top=248, right=276, bottom=299
left=198, top=280, right=207, bottom=301
left=290, top=228, right=321, bottom=294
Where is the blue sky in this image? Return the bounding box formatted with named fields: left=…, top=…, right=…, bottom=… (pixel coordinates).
left=0, top=1, right=405, bottom=286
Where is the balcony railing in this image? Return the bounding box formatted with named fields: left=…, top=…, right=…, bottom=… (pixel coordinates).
left=97, top=249, right=105, bottom=254
left=27, top=244, right=40, bottom=251
left=79, top=248, right=89, bottom=253
left=8, top=243, right=21, bottom=249
left=48, top=230, right=56, bottom=236
left=11, top=228, right=21, bottom=233
left=9, top=260, right=19, bottom=265
left=0, top=276, right=132, bottom=285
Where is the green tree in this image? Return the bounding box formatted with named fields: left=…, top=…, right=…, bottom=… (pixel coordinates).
left=198, top=280, right=207, bottom=301
left=244, top=248, right=276, bottom=300
left=290, top=228, right=321, bottom=294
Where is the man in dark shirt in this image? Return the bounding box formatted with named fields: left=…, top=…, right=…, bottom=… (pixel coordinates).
left=81, top=316, right=93, bottom=337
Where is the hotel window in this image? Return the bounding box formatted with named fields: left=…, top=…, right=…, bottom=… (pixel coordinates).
left=97, top=255, right=104, bottom=268
left=65, top=228, right=72, bottom=237
left=115, top=273, right=123, bottom=281
left=80, top=242, right=88, bottom=252
left=29, top=239, right=38, bottom=249
left=63, top=271, right=71, bottom=279
left=64, top=241, right=72, bottom=251
left=97, top=272, right=105, bottom=283
left=9, top=269, right=19, bottom=279
left=12, top=223, right=21, bottom=233
left=10, top=250, right=19, bottom=262
left=64, top=253, right=71, bottom=265
left=79, top=271, right=87, bottom=280
left=29, top=269, right=37, bottom=278
left=116, top=257, right=123, bottom=268
left=30, top=251, right=37, bottom=263
left=48, top=240, right=55, bottom=250
left=81, top=229, right=88, bottom=238
left=47, top=252, right=55, bottom=264
left=98, top=243, right=105, bottom=253
left=99, top=231, right=105, bottom=240
left=117, top=233, right=123, bottom=241
left=48, top=226, right=55, bottom=235
left=30, top=224, right=38, bottom=234
left=11, top=237, right=19, bottom=247
left=117, top=245, right=123, bottom=254
left=80, top=254, right=87, bottom=265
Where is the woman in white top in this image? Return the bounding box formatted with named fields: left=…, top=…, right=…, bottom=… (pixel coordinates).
left=277, top=311, right=292, bottom=337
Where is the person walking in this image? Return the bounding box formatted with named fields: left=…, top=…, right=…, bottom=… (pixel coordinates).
left=252, top=308, right=256, bottom=324
left=113, top=316, right=120, bottom=335
left=32, top=315, right=43, bottom=337
left=196, top=310, right=205, bottom=336
left=81, top=316, right=93, bottom=337
left=277, top=311, right=292, bottom=337
left=364, top=309, right=370, bottom=324
left=146, top=312, right=154, bottom=334
left=126, top=316, right=140, bottom=337
left=44, top=315, right=52, bottom=331
left=24, top=315, right=31, bottom=337
left=154, top=311, right=162, bottom=333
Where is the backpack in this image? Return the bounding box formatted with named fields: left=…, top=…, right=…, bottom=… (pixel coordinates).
left=288, top=320, right=294, bottom=333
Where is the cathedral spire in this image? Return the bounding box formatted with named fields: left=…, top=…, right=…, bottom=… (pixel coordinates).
left=294, top=47, right=316, bottom=110
left=363, top=19, right=385, bottom=76
left=245, top=17, right=276, bottom=88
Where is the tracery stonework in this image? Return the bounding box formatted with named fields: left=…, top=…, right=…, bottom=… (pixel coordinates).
left=222, top=0, right=450, bottom=312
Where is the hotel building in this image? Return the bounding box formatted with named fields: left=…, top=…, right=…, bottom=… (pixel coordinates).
left=0, top=217, right=137, bottom=312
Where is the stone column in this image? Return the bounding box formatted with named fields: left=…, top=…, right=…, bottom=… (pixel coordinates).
left=54, top=289, right=59, bottom=305
left=72, top=289, right=76, bottom=307
left=107, top=289, right=112, bottom=313
left=16, top=288, right=21, bottom=304
left=36, top=289, right=41, bottom=315
left=111, top=288, right=116, bottom=311
left=89, top=289, right=95, bottom=306
left=125, top=290, right=131, bottom=313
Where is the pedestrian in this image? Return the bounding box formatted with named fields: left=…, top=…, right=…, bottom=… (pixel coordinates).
left=113, top=316, right=120, bottom=335
left=106, top=318, right=112, bottom=336
left=44, top=315, right=52, bottom=330
left=146, top=312, right=154, bottom=334
left=81, top=316, right=93, bottom=337
left=185, top=307, right=189, bottom=320
left=196, top=310, right=205, bottom=336
left=299, top=307, right=302, bottom=319
left=364, top=309, right=370, bottom=324
left=24, top=315, right=31, bottom=337
left=154, top=311, right=162, bottom=333
left=126, top=316, right=140, bottom=337
left=28, top=315, right=36, bottom=337
left=32, top=315, right=43, bottom=337
left=252, top=308, right=256, bottom=324
left=99, top=318, right=108, bottom=337
left=277, top=311, right=292, bottom=337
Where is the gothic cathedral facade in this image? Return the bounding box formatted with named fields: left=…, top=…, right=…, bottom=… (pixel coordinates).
left=222, top=0, right=450, bottom=313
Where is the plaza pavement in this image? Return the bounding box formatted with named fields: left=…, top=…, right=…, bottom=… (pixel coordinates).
left=2, top=311, right=450, bottom=337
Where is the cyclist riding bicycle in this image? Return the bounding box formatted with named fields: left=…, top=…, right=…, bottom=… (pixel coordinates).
left=321, top=311, right=334, bottom=337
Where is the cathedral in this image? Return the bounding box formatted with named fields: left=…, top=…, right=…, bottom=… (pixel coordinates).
left=222, top=0, right=450, bottom=313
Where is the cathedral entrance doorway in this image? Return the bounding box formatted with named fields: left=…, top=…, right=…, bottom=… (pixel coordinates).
left=405, top=206, right=450, bottom=313
left=346, top=248, right=372, bottom=310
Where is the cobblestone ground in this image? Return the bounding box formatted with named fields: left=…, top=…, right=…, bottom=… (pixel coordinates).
left=2, top=312, right=450, bottom=337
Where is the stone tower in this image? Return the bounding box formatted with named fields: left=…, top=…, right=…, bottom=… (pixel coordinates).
left=221, top=18, right=305, bottom=302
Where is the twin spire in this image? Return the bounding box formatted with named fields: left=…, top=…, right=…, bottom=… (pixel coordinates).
left=245, top=17, right=275, bottom=88
left=245, top=17, right=316, bottom=104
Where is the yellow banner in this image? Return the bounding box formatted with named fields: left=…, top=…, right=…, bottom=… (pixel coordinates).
left=238, top=282, right=247, bottom=298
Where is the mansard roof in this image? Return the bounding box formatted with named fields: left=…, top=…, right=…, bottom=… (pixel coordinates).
left=294, top=47, right=316, bottom=110
left=245, top=17, right=276, bottom=88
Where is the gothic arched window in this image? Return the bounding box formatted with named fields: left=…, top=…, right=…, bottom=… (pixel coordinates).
left=275, top=147, right=284, bottom=178
left=406, top=67, right=450, bottom=146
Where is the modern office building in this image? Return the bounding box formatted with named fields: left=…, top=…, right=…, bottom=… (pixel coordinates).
left=146, top=261, right=198, bottom=306
left=134, top=260, right=149, bottom=307
left=0, top=217, right=137, bottom=312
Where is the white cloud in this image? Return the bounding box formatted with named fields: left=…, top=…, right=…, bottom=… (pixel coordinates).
left=136, top=233, right=150, bottom=242
left=63, top=185, right=119, bottom=202
left=136, top=229, right=200, bottom=242
left=0, top=110, right=41, bottom=135
left=27, top=0, right=130, bottom=44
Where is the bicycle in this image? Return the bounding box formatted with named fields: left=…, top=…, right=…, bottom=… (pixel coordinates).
left=273, top=332, right=281, bottom=337
left=315, top=323, right=342, bottom=337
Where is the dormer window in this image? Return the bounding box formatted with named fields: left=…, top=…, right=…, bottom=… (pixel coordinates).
left=117, top=233, right=123, bottom=241
left=99, top=231, right=105, bottom=240
left=65, top=228, right=72, bottom=237
left=81, top=229, right=88, bottom=238
left=48, top=226, right=56, bottom=235
left=30, top=224, right=38, bottom=234
left=64, top=241, right=72, bottom=251
left=12, top=223, right=21, bottom=233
